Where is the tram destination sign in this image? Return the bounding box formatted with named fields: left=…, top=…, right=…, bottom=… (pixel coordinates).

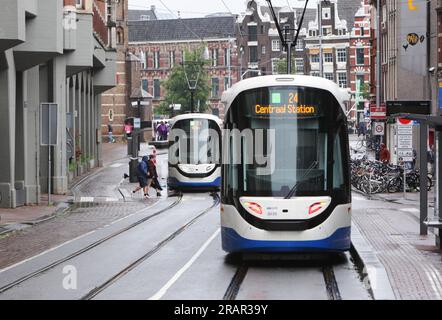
left=386, top=101, right=431, bottom=116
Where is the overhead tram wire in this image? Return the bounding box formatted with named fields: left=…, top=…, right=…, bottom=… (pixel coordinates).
left=265, top=0, right=309, bottom=73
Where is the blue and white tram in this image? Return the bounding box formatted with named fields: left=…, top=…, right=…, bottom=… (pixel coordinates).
left=167, top=113, right=223, bottom=190
left=220, top=75, right=351, bottom=253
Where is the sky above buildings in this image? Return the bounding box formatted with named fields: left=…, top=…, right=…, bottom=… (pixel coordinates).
left=129, top=0, right=317, bottom=19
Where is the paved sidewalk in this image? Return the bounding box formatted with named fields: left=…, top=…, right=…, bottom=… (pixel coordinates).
left=1, top=142, right=159, bottom=231
left=352, top=193, right=442, bottom=299
left=0, top=142, right=166, bottom=269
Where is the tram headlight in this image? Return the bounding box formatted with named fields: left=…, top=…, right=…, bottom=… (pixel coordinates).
left=243, top=202, right=263, bottom=215
left=205, top=164, right=215, bottom=172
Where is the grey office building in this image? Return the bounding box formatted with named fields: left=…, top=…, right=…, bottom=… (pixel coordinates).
left=0, top=0, right=116, bottom=208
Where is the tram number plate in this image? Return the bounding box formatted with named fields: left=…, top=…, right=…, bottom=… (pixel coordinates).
left=266, top=207, right=278, bottom=217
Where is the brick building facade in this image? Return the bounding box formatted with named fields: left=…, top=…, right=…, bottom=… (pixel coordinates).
left=100, top=0, right=129, bottom=141
left=128, top=16, right=238, bottom=119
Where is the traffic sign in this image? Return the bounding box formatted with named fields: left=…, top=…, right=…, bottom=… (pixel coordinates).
left=398, top=118, right=412, bottom=125
left=398, top=150, right=413, bottom=157
left=397, top=125, right=412, bottom=135
left=370, top=103, right=386, bottom=119
left=134, top=118, right=141, bottom=129
left=373, top=122, right=385, bottom=136
left=398, top=136, right=412, bottom=149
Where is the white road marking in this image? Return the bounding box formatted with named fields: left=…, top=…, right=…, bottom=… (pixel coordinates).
left=353, top=195, right=364, bottom=201
left=105, top=198, right=119, bottom=202
left=148, top=228, right=221, bottom=300
left=80, top=197, right=94, bottom=203
left=110, top=163, right=123, bottom=168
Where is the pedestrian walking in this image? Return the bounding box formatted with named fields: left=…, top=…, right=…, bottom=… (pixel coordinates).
left=147, top=154, right=162, bottom=197
left=412, top=149, right=417, bottom=170
left=358, top=121, right=366, bottom=137
left=107, top=122, right=115, bottom=143
left=132, top=156, right=151, bottom=197
left=157, top=121, right=168, bottom=141
left=380, top=143, right=390, bottom=163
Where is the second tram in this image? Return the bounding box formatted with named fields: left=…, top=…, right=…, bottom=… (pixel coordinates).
left=168, top=114, right=223, bottom=191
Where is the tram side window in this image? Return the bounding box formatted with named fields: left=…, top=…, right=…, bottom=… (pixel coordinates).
left=333, top=130, right=344, bottom=189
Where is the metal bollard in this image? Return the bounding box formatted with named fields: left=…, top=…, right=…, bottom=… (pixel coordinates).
left=129, top=157, right=139, bottom=183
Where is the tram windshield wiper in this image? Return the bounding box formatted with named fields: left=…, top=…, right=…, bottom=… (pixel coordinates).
left=284, top=160, right=319, bottom=199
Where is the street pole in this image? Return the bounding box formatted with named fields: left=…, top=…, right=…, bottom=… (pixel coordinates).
left=287, top=41, right=292, bottom=74
left=318, top=0, right=323, bottom=78
left=190, top=89, right=195, bottom=113
left=228, top=36, right=232, bottom=88
left=376, top=0, right=381, bottom=143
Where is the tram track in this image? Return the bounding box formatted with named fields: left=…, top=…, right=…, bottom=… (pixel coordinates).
left=322, top=265, right=342, bottom=300
left=223, top=258, right=343, bottom=300
left=81, top=192, right=220, bottom=300
left=0, top=193, right=183, bottom=295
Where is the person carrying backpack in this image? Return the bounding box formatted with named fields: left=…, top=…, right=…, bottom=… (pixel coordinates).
left=132, top=156, right=151, bottom=197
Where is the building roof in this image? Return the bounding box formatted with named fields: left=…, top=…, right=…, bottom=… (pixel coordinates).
left=129, top=16, right=236, bottom=43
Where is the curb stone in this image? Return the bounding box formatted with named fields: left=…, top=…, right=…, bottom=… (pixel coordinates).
left=351, top=222, right=396, bottom=300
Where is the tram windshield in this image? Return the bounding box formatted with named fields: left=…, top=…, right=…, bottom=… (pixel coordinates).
left=223, top=86, right=349, bottom=197
left=171, top=118, right=221, bottom=165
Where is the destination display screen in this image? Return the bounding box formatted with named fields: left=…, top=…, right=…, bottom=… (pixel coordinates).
left=252, top=89, right=318, bottom=118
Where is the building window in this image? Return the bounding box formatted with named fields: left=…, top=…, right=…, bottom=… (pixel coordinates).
left=76, top=0, right=83, bottom=9
left=311, top=54, right=319, bottom=63
left=224, top=48, right=229, bottom=66
left=153, top=79, right=160, bottom=99
left=272, top=40, right=280, bottom=52
left=248, top=25, right=257, bottom=41
left=140, top=15, right=150, bottom=21
left=181, top=50, right=185, bottom=63
left=262, top=45, right=266, bottom=55
left=356, top=48, right=364, bottom=65
left=322, top=7, right=331, bottom=20
left=295, top=58, right=304, bottom=74
left=311, top=72, right=320, bottom=77
left=322, top=27, right=332, bottom=36
left=337, top=48, right=347, bottom=63
left=261, top=25, right=265, bottom=34
left=224, top=77, right=230, bottom=90
left=116, top=29, right=124, bottom=45
left=249, top=46, right=258, bottom=63
left=324, top=52, right=333, bottom=63
left=360, top=27, right=365, bottom=36
left=169, top=51, right=175, bottom=68
left=141, top=79, right=148, bottom=92
left=338, top=72, right=347, bottom=88
left=211, top=78, right=219, bottom=98
left=154, top=51, right=160, bottom=69
left=324, top=73, right=334, bottom=81
left=295, top=39, right=303, bottom=51
left=211, top=49, right=218, bottom=67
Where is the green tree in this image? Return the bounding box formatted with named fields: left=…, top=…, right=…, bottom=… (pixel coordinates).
left=156, top=48, right=210, bottom=116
